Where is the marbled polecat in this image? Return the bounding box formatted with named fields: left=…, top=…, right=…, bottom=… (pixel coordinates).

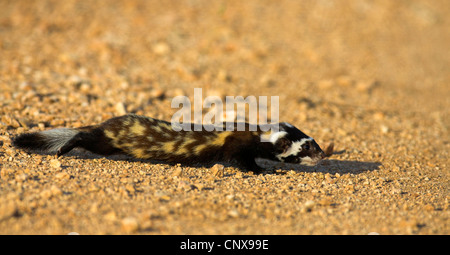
left=12, top=114, right=325, bottom=173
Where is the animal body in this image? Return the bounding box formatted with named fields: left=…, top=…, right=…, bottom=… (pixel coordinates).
left=12, top=114, right=325, bottom=173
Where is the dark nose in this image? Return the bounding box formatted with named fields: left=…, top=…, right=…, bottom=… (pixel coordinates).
left=320, top=151, right=326, bottom=159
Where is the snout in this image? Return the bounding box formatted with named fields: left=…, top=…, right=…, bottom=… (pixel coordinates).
left=320, top=151, right=326, bottom=159
left=300, top=155, right=324, bottom=166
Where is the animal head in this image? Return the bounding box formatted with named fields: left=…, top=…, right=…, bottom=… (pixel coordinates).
left=266, top=122, right=325, bottom=166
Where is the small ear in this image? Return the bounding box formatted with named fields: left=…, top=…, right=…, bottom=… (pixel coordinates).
left=274, top=137, right=291, bottom=153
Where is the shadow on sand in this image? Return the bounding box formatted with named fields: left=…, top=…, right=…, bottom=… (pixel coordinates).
left=53, top=149, right=381, bottom=176
left=258, top=159, right=382, bottom=175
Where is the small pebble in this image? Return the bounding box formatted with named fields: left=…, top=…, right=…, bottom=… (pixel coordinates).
left=152, top=42, right=170, bottom=55
left=121, top=217, right=140, bottom=233
left=211, top=164, right=224, bottom=178
left=50, top=159, right=61, bottom=169
left=171, top=167, right=183, bottom=178
left=115, top=102, right=127, bottom=115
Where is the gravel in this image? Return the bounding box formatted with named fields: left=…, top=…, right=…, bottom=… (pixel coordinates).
left=0, top=0, right=448, bottom=234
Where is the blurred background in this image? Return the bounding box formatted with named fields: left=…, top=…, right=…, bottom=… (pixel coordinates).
left=1, top=0, right=448, bottom=113
left=0, top=0, right=449, bottom=136
left=0, top=0, right=449, bottom=235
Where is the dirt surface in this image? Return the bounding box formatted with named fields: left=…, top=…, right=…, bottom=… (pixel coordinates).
left=0, top=0, right=448, bottom=234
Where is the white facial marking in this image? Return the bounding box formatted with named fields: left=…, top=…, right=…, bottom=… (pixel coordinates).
left=300, top=156, right=314, bottom=166
left=275, top=137, right=313, bottom=161
left=260, top=131, right=288, bottom=144
left=269, top=131, right=287, bottom=144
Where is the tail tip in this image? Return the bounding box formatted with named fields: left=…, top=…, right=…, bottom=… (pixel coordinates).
left=10, top=132, right=54, bottom=153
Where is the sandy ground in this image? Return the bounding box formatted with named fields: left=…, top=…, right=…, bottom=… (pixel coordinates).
left=0, top=0, right=448, bottom=234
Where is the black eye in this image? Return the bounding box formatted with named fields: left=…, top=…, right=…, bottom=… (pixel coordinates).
left=303, top=144, right=310, bottom=151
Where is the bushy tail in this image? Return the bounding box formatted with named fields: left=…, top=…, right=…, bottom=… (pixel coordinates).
left=12, top=128, right=80, bottom=154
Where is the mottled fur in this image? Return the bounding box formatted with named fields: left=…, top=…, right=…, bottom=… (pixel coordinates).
left=12, top=114, right=325, bottom=173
